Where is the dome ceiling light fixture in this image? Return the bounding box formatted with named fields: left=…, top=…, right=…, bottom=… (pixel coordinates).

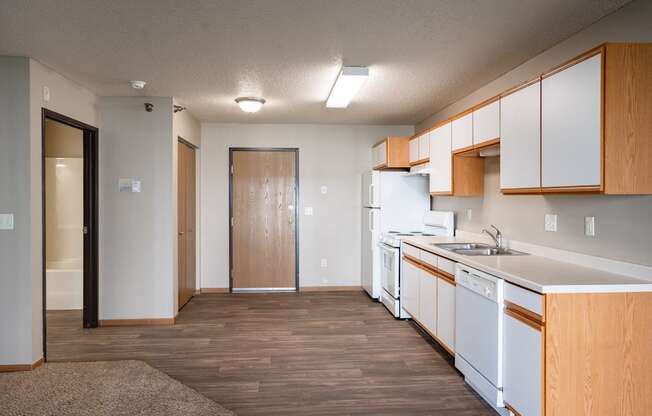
left=235, top=97, right=266, bottom=113
left=129, top=80, right=147, bottom=89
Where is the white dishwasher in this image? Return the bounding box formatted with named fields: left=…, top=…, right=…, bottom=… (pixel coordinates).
left=455, top=264, right=506, bottom=414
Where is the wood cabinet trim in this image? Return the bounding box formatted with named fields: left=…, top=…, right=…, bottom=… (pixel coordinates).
left=504, top=402, right=524, bottom=416
left=403, top=254, right=456, bottom=286
left=541, top=45, right=604, bottom=80
left=409, top=158, right=430, bottom=166
left=430, top=191, right=454, bottom=196
left=505, top=300, right=544, bottom=326
left=452, top=144, right=475, bottom=155
left=540, top=185, right=602, bottom=193
left=471, top=95, right=500, bottom=111
left=372, top=138, right=387, bottom=148
left=501, top=187, right=543, bottom=195
left=500, top=77, right=541, bottom=99
left=473, top=137, right=500, bottom=149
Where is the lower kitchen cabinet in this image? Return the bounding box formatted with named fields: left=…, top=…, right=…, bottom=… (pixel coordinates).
left=401, top=246, right=456, bottom=355
left=401, top=257, right=420, bottom=317
left=436, top=278, right=455, bottom=352
left=503, top=309, right=542, bottom=416
left=502, top=282, right=652, bottom=416
left=418, top=269, right=437, bottom=335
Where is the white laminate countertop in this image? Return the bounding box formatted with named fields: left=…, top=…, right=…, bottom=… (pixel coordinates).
left=402, top=235, right=652, bottom=294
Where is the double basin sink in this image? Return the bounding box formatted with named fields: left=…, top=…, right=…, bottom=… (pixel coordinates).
left=432, top=242, right=527, bottom=256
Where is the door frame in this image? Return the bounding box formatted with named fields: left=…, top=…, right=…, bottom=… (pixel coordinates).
left=228, top=148, right=300, bottom=292
left=41, top=109, right=99, bottom=360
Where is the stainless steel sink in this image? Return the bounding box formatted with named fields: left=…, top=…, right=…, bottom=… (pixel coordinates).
left=433, top=242, right=527, bottom=256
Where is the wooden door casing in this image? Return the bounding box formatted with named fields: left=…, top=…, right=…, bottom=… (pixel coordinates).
left=231, top=149, right=297, bottom=290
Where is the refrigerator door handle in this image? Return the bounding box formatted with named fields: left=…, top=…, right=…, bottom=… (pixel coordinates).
left=368, top=184, right=374, bottom=206
left=369, top=210, right=375, bottom=232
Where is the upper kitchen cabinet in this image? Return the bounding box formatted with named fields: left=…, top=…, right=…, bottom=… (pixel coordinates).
left=501, top=80, right=541, bottom=192
left=409, top=133, right=430, bottom=166
left=429, top=123, right=453, bottom=195
left=472, top=99, right=500, bottom=147
left=409, top=137, right=419, bottom=165
left=540, top=43, right=652, bottom=194
left=541, top=52, right=602, bottom=191
left=451, top=112, right=473, bottom=152
left=418, top=131, right=430, bottom=162
left=372, top=136, right=410, bottom=170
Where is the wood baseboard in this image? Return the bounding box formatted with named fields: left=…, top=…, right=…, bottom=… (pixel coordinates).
left=99, top=318, right=175, bottom=327
left=0, top=357, right=44, bottom=373
left=200, top=288, right=230, bottom=294
left=299, top=286, right=363, bottom=292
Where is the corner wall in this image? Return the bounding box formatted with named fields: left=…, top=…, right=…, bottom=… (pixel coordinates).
left=418, top=0, right=652, bottom=267
left=0, top=57, right=32, bottom=366
left=98, top=97, right=175, bottom=320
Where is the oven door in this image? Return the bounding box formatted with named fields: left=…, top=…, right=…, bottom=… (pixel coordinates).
left=379, top=243, right=399, bottom=299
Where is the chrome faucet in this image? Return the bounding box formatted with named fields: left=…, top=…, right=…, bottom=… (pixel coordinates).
left=482, top=225, right=503, bottom=249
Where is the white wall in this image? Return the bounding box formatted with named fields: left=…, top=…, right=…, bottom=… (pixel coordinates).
left=98, top=97, right=176, bottom=320
left=201, top=123, right=413, bottom=289
left=418, top=0, right=652, bottom=267
left=0, top=57, right=32, bottom=366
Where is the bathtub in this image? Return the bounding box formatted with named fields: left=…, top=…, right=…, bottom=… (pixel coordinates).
left=46, top=258, right=83, bottom=310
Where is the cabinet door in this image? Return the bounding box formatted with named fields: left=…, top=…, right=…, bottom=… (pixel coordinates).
left=436, top=278, right=455, bottom=352
left=473, top=100, right=500, bottom=146
left=418, top=270, right=437, bottom=335
left=542, top=53, right=602, bottom=188
left=374, top=140, right=388, bottom=168
left=452, top=113, right=473, bottom=151
left=503, top=313, right=542, bottom=416
left=501, top=81, right=541, bottom=190
left=401, top=258, right=420, bottom=318
left=409, top=137, right=419, bottom=164
left=429, top=123, right=452, bottom=194
left=418, top=132, right=430, bottom=161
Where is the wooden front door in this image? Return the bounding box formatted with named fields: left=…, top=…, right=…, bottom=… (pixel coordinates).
left=231, top=149, right=297, bottom=290
left=178, top=140, right=196, bottom=309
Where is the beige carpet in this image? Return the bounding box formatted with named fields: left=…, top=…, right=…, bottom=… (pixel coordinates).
left=0, top=360, right=235, bottom=416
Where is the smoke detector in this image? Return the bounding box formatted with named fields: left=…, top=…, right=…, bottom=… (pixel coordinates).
left=129, top=80, right=147, bottom=90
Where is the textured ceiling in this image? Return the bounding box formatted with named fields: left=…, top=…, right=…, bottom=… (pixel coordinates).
left=0, top=0, right=630, bottom=124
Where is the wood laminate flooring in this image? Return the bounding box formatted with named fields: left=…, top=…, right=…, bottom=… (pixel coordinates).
left=46, top=292, right=496, bottom=416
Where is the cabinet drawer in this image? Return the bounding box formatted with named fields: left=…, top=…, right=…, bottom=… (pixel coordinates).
left=402, top=243, right=420, bottom=260
left=505, top=282, right=543, bottom=316
left=420, top=251, right=438, bottom=269
left=437, top=257, right=455, bottom=276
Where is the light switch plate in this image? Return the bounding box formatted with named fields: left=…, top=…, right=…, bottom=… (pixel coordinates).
left=304, top=207, right=313, bottom=216
left=585, top=216, right=596, bottom=237
left=0, top=213, right=14, bottom=230
left=545, top=214, right=558, bottom=232
left=466, top=209, right=473, bottom=221
left=43, top=86, right=50, bottom=102
left=320, top=186, right=328, bottom=194
left=131, top=180, right=141, bottom=193
left=320, top=258, right=327, bottom=268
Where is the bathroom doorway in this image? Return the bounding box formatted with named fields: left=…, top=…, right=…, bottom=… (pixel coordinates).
left=42, top=109, right=98, bottom=360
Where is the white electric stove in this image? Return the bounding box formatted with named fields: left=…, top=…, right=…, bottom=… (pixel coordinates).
left=378, top=211, right=454, bottom=318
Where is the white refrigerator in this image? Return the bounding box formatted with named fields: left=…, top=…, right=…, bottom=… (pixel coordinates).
left=361, top=170, right=429, bottom=299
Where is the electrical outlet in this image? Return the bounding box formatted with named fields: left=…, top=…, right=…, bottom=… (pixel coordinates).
left=304, top=207, right=313, bottom=216
left=43, top=86, right=50, bottom=102
left=466, top=209, right=473, bottom=221
left=320, top=185, right=328, bottom=194
left=585, top=216, right=596, bottom=237
left=544, top=214, right=558, bottom=232
left=320, top=258, right=327, bottom=268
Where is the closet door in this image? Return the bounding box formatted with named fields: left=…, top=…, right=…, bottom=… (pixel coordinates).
left=178, top=141, right=196, bottom=309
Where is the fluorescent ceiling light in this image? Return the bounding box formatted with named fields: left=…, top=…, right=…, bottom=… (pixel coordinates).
left=326, top=66, right=369, bottom=108
left=235, top=97, right=266, bottom=113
